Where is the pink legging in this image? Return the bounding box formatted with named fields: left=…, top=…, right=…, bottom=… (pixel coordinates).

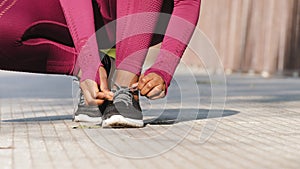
left=0, top=0, right=200, bottom=89
left=0, top=0, right=75, bottom=74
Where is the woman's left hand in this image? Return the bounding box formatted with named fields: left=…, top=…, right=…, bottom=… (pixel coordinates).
left=136, top=73, right=166, bottom=100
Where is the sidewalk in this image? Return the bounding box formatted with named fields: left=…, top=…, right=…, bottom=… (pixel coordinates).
left=0, top=70, right=300, bottom=169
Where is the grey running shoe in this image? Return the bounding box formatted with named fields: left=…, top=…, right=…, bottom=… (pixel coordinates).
left=73, top=53, right=111, bottom=123
left=102, top=85, right=144, bottom=128
left=73, top=91, right=103, bottom=123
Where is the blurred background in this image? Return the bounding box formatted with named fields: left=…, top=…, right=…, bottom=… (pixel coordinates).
left=178, top=0, right=300, bottom=77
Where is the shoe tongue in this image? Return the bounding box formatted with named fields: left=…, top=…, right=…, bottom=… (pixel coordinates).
left=111, top=85, right=138, bottom=97
left=113, top=89, right=132, bottom=106
left=113, top=87, right=131, bottom=98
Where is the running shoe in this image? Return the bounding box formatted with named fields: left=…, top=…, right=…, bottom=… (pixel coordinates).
left=102, top=85, right=144, bottom=128
left=73, top=52, right=111, bottom=123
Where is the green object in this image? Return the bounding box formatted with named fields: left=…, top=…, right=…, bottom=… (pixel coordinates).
left=100, top=48, right=116, bottom=59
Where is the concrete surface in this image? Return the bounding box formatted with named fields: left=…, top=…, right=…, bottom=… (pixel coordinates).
left=0, top=70, right=300, bottom=169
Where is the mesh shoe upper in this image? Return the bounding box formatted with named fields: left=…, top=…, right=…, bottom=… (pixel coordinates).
left=102, top=85, right=143, bottom=120
left=74, top=91, right=102, bottom=117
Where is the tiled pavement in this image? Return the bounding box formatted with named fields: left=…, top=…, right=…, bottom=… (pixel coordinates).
left=0, top=70, right=300, bottom=169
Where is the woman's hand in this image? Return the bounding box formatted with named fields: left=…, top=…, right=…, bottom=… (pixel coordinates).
left=79, top=66, right=113, bottom=105
left=137, top=73, right=166, bottom=100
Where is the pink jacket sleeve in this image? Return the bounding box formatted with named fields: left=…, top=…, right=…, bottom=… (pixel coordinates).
left=59, top=0, right=102, bottom=82
left=144, top=0, right=201, bottom=93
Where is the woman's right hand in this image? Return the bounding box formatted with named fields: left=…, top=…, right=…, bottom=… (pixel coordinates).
left=79, top=66, right=113, bottom=105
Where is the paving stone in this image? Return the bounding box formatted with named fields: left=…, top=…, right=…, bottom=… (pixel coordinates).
left=0, top=70, right=300, bottom=169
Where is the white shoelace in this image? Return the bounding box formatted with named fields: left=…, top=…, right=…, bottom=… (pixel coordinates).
left=113, top=83, right=138, bottom=106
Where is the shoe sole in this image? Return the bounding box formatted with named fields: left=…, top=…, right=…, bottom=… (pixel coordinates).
left=102, top=115, right=144, bottom=128
left=73, top=114, right=102, bottom=123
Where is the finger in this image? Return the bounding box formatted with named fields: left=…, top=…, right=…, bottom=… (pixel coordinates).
left=138, top=74, right=152, bottom=91
left=80, top=79, right=107, bottom=106
left=138, top=74, right=145, bottom=82
left=82, top=89, right=105, bottom=106
left=97, top=91, right=113, bottom=99
left=90, top=99, right=105, bottom=106
left=98, top=91, right=114, bottom=101
left=149, top=90, right=166, bottom=100
left=96, top=92, right=106, bottom=99
left=140, top=78, right=159, bottom=96
left=131, top=82, right=138, bottom=88
left=146, top=85, right=164, bottom=98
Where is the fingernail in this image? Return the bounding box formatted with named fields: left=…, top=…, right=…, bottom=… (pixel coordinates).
left=131, top=83, right=138, bottom=88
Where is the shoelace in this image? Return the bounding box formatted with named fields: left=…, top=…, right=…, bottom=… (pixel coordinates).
left=112, top=83, right=138, bottom=106
left=78, top=90, right=86, bottom=106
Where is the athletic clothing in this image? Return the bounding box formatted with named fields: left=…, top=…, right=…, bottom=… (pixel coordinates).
left=0, top=0, right=201, bottom=91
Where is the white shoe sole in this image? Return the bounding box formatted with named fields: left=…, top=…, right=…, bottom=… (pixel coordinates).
left=102, top=115, right=144, bottom=128
left=74, top=114, right=102, bottom=123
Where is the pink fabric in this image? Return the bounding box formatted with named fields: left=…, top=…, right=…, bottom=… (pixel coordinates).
left=0, top=0, right=75, bottom=74
left=59, top=0, right=102, bottom=82
left=0, top=0, right=106, bottom=82
left=145, top=0, right=201, bottom=90
left=115, top=0, right=164, bottom=74
left=0, top=0, right=201, bottom=92
left=115, top=0, right=201, bottom=91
